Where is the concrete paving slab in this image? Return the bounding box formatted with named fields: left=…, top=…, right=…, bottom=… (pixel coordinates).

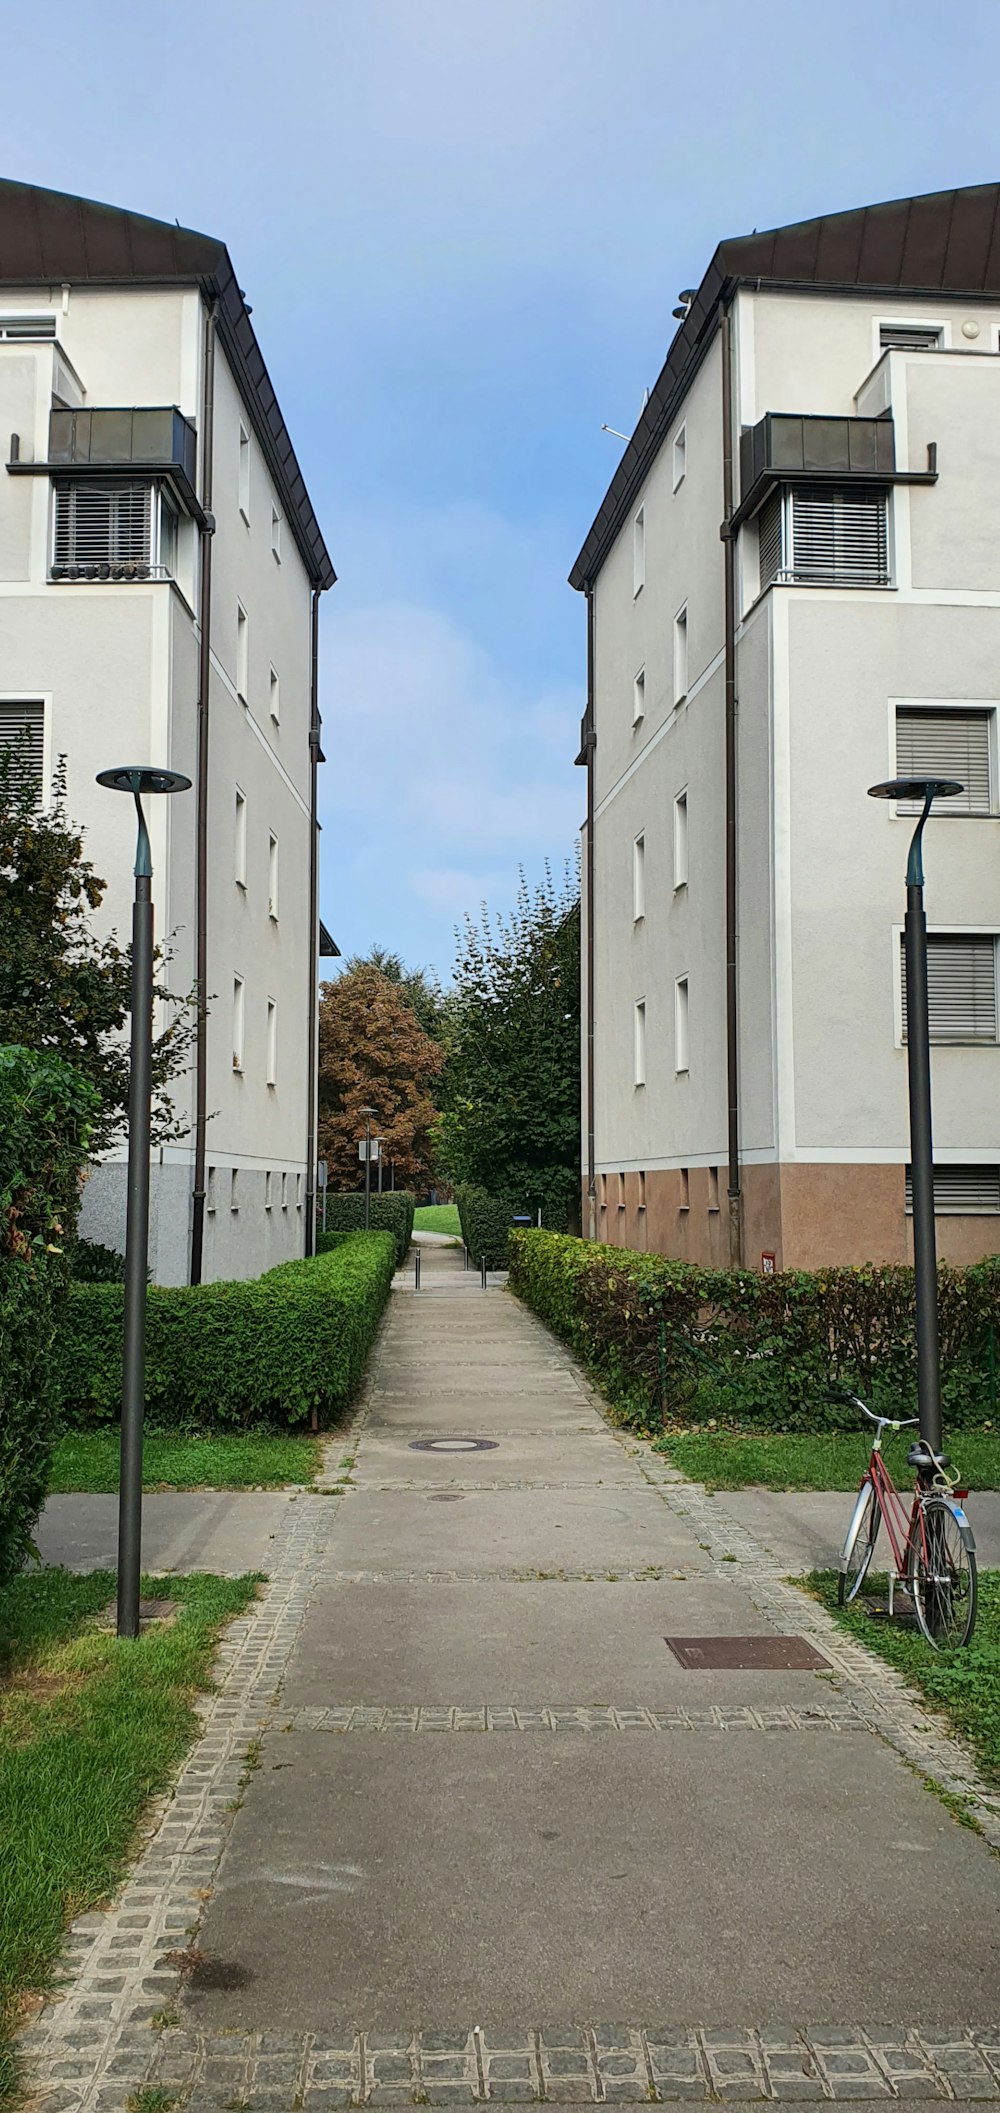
left=320, top=1486, right=702, bottom=1574
left=35, top=1489, right=297, bottom=1574
left=351, top=1431, right=629, bottom=1487
left=187, top=1732, right=1000, bottom=2029
left=714, top=1488, right=1000, bottom=1573
left=365, top=1395, right=598, bottom=1432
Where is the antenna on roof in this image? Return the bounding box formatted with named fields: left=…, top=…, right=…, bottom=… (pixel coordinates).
left=601, top=424, right=629, bottom=440
left=671, top=288, right=696, bottom=321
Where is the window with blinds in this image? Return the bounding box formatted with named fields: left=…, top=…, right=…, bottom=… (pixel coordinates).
left=879, top=324, right=942, bottom=351
left=901, top=933, right=998, bottom=1042
left=905, top=1165, right=1000, bottom=1214
left=757, top=485, right=889, bottom=588
left=895, top=707, right=993, bottom=815
left=758, top=489, right=783, bottom=590
left=0, top=700, right=44, bottom=803
left=52, top=482, right=153, bottom=579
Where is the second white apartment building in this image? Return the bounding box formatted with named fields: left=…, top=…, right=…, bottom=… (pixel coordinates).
left=573, top=181, right=1000, bottom=1272
left=0, top=178, right=336, bottom=1282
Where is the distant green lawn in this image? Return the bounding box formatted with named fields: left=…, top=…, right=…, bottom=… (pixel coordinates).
left=656, top=1427, right=1000, bottom=1492
left=50, top=1429, right=321, bottom=1494
left=413, top=1204, right=461, bottom=1236
left=0, top=1568, right=259, bottom=2102
left=806, top=1569, right=1000, bottom=1795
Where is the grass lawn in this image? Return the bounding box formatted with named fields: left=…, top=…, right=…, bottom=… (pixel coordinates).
left=413, top=1204, right=461, bottom=1237
left=656, top=1427, right=1000, bottom=1492
left=0, top=1567, right=260, bottom=2100
left=50, top=1429, right=322, bottom=1494
left=805, top=1568, right=1000, bottom=1795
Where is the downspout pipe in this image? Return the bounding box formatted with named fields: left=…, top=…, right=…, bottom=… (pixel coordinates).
left=584, top=585, right=596, bottom=1240
left=304, top=587, right=321, bottom=1258
left=189, top=297, right=218, bottom=1287
left=720, top=303, right=743, bottom=1269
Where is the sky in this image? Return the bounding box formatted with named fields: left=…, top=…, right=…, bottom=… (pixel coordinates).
left=6, top=0, right=1000, bottom=982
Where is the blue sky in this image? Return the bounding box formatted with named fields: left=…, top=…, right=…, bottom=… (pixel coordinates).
left=7, top=0, right=1000, bottom=980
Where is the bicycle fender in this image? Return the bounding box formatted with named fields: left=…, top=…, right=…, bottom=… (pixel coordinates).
left=950, top=1504, right=976, bottom=1551
left=838, top=1482, right=874, bottom=1572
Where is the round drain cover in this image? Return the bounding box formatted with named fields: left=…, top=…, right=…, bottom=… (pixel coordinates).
left=408, top=1437, right=499, bottom=1452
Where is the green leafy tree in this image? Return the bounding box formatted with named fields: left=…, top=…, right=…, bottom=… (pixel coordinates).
left=0, top=753, right=197, bottom=1153
left=437, top=864, right=580, bottom=1224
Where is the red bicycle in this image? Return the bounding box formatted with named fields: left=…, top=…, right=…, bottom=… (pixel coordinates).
left=835, top=1391, right=977, bottom=1648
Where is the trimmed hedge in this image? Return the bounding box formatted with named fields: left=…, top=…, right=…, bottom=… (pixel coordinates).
left=455, top=1186, right=519, bottom=1267
left=1, top=1045, right=98, bottom=1581
left=508, top=1229, right=1000, bottom=1432
left=71, top=1237, right=127, bottom=1283
left=51, top=1229, right=396, bottom=1431
left=317, top=1191, right=415, bottom=1265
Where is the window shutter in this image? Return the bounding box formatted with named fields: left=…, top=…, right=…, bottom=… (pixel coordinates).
left=758, top=489, right=783, bottom=589
left=789, top=487, right=889, bottom=584
left=895, top=708, right=992, bottom=815
left=901, top=934, right=998, bottom=1041
left=53, top=483, right=152, bottom=576
left=905, top=1165, right=1000, bottom=1213
left=0, top=700, right=44, bottom=803
left=879, top=325, right=941, bottom=351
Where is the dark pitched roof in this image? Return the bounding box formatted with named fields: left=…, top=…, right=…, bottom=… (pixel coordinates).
left=570, top=181, right=1000, bottom=591
left=0, top=177, right=334, bottom=590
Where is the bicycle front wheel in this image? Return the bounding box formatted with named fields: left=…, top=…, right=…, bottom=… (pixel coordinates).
left=838, top=1478, right=880, bottom=1605
left=907, top=1495, right=978, bottom=1649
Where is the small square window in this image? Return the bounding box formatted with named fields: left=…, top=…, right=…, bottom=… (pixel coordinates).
left=673, top=788, right=688, bottom=889
left=268, top=833, right=279, bottom=920
left=675, top=976, right=689, bottom=1073
left=633, top=506, right=645, bottom=596
left=207, top=1164, right=217, bottom=1213
left=633, top=833, right=645, bottom=921
left=679, top=1166, right=690, bottom=1211
left=234, top=787, right=247, bottom=888
left=230, top=1167, right=240, bottom=1213
left=236, top=603, right=248, bottom=704
left=672, top=424, right=686, bottom=491
left=673, top=604, right=688, bottom=704
left=633, top=667, right=645, bottom=726
left=296, top=1172, right=303, bottom=1210
left=708, top=1165, right=720, bottom=1213
left=271, top=504, right=282, bottom=560
left=267, top=998, right=277, bottom=1086
left=269, top=666, right=280, bottom=723
left=239, top=423, right=251, bottom=521
left=265, top=1169, right=273, bottom=1211
left=634, top=999, right=646, bottom=1086
left=232, top=975, right=245, bottom=1071
left=281, top=1170, right=288, bottom=1210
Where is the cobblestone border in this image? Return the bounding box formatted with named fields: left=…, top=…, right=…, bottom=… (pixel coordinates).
left=275, top=1701, right=865, bottom=1733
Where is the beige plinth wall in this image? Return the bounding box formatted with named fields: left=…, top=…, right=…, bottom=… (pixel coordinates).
left=586, top=1165, right=1000, bottom=1272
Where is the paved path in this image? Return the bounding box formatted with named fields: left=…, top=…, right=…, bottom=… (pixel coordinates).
left=711, top=1486, right=1000, bottom=1574
left=23, top=1242, right=1000, bottom=2111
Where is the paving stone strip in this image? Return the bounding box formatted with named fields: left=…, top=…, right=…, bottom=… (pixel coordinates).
left=276, top=1701, right=868, bottom=1733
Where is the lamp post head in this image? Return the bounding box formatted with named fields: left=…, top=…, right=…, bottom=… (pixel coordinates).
left=868, top=777, right=964, bottom=804
left=96, top=767, right=192, bottom=796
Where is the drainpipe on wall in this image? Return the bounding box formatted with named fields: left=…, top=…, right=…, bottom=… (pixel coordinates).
left=303, top=588, right=322, bottom=1258
left=584, top=584, right=597, bottom=1241
left=720, top=302, right=744, bottom=1270
left=189, top=298, right=218, bottom=1287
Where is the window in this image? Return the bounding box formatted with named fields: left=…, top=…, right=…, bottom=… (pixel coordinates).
left=634, top=999, right=646, bottom=1086
left=234, top=787, right=247, bottom=887
left=906, top=1164, right=1000, bottom=1214
left=230, top=1167, right=240, bottom=1213
left=895, top=707, right=993, bottom=816
left=0, top=700, right=44, bottom=804
left=633, top=833, right=645, bottom=920
left=679, top=1166, right=690, bottom=1211
left=633, top=666, right=645, bottom=726
left=880, top=323, right=943, bottom=352
left=52, top=482, right=153, bottom=578
left=633, top=505, right=645, bottom=595
left=599, top=1173, right=607, bottom=1214
left=900, top=934, right=998, bottom=1042
left=239, top=423, right=250, bottom=520
left=233, top=975, right=245, bottom=1070
left=675, top=976, right=689, bottom=1072
left=271, top=504, right=282, bottom=560
left=618, top=1171, right=626, bottom=1210
left=269, top=667, right=280, bottom=723
left=758, top=486, right=890, bottom=589
left=266, top=999, right=277, bottom=1086
left=268, top=832, right=279, bottom=919
left=638, top=1171, right=646, bottom=1212
left=207, top=1165, right=216, bottom=1213
left=673, top=788, right=688, bottom=888
left=673, top=604, right=688, bottom=702
left=281, top=1170, right=288, bottom=1210
left=265, top=1169, right=273, bottom=1211
left=0, top=313, right=56, bottom=340
left=236, top=603, right=248, bottom=703
left=296, top=1172, right=303, bottom=1210
left=708, top=1165, right=720, bottom=1213
left=672, top=424, right=686, bottom=490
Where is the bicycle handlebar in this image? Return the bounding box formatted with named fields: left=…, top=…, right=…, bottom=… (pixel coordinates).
left=822, top=1388, right=919, bottom=1431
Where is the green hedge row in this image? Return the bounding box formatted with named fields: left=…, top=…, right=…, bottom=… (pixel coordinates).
left=1, top=1045, right=98, bottom=1581
left=507, top=1229, right=1000, bottom=1432
left=454, top=1185, right=520, bottom=1267
left=52, top=1229, right=396, bottom=1431
left=317, top=1191, right=415, bottom=1264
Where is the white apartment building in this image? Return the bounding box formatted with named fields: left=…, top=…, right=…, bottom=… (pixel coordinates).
left=0, top=178, right=336, bottom=1283
left=573, top=181, right=1000, bottom=1273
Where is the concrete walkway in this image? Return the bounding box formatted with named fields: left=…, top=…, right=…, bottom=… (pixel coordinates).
left=24, top=1240, right=1000, bottom=2111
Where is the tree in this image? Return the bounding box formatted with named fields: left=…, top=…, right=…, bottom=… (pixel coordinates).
left=436, top=864, right=580, bottom=1224
left=341, top=945, right=447, bottom=1041
left=0, top=754, right=197, bottom=1153
left=317, top=961, right=445, bottom=1190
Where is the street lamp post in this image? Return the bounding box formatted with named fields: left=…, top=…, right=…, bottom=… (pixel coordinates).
left=360, top=1106, right=377, bottom=1230
left=96, top=766, right=191, bottom=1639
left=868, top=775, right=964, bottom=1456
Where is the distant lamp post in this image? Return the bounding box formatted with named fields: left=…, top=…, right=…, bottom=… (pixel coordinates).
left=360, top=1106, right=378, bottom=1230
left=868, top=774, right=964, bottom=1455
left=96, top=765, right=191, bottom=1639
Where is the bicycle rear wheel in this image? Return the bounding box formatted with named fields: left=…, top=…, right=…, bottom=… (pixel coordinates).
left=838, top=1478, right=880, bottom=1605
left=907, top=1496, right=977, bottom=1649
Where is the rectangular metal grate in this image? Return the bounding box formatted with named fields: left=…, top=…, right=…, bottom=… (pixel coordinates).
left=664, top=1635, right=830, bottom=1671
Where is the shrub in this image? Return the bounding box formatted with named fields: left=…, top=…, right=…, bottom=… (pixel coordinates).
left=0, top=1045, right=98, bottom=1581
left=51, top=1230, right=396, bottom=1431
left=317, top=1191, right=415, bottom=1265
left=454, top=1185, right=522, bottom=1267
left=71, top=1237, right=126, bottom=1283
left=508, top=1229, right=1000, bottom=1433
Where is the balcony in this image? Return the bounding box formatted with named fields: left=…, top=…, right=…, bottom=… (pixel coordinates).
left=47, top=406, right=198, bottom=505
left=737, top=413, right=895, bottom=522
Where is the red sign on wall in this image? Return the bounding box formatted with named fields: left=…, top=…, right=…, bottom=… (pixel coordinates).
left=761, top=1251, right=776, bottom=1275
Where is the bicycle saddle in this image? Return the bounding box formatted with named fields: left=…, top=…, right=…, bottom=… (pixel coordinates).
left=907, top=1443, right=950, bottom=1471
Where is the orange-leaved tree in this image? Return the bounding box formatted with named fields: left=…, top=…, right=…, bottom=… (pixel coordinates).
left=317, top=961, right=445, bottom=1191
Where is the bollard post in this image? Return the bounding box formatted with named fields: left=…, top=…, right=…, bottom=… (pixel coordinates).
left=481, top=1254, right=487, bottom=1290
left=415, top=1247, right=421, bottom=1292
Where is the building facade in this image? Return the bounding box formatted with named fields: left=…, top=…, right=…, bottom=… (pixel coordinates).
left=0, top=180, right=335, bottom=1283
left=573, top=182, right=1000, bottom=1273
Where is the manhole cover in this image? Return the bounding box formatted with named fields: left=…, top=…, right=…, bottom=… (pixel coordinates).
left=408, top=1438, right=499, bottom=1452
left=664, top=1635, right=830, bottom=1671
left=427, top=1493, right=465, bottom=1502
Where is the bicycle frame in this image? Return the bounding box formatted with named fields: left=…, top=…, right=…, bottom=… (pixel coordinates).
left=858, top=1433, right=968, bottom=1614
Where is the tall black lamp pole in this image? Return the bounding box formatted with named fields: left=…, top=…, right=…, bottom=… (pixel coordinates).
left=868, top=774, right=963, bottom=1455
left=96, top=766, right=191, bottom=1639
left=361, top=1106, right=377, bottom=1231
